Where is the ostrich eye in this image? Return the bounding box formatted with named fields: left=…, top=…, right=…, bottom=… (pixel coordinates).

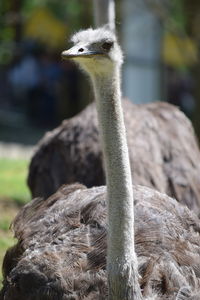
left=102, top=41, right=113, bottom=51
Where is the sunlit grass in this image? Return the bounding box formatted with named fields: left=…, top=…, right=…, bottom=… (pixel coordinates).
left=0, top=158, right=31, bottom=205
left=0, top=233, right=16, bottom=286
left=0, top=210, right=17, bottom=288
left=0, top=158, right=31, bottom=288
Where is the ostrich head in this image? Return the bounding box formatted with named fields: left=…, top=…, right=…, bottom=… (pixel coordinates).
left=61, top=26, right=123, bottom=76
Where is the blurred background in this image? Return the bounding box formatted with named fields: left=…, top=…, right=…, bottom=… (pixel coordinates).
left=0, top=0, right=200, bottom=141
left=0, top=0, right=200, bottom=285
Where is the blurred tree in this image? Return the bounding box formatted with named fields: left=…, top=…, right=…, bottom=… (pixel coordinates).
left=0, top=0, right=94, bottom=127
left=0, top=0, right=22, bottom=42
left=183, top=0, right=200, bottom=136
left=0, top=0, right=93, bottom=64
left=0, top=0, right=16, bottom=64
left=10, top=0, right=23, bottom=42
left=24, top=7, right=67, bottom=49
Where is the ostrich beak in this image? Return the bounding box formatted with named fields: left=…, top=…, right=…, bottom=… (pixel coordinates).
left=61, top=46, right=104, bottom=60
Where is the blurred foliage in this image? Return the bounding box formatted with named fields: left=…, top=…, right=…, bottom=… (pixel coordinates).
left=24, top=7, right=67, bottom=49
left=169, top=0, right=186, bottom=32
left=0, top=0, right=92, bottom=64
left=0, top=0, right=196, bottom=65
left=163, top=32, right=198, bottom=67
left=22, top=0, right=87, bottom=28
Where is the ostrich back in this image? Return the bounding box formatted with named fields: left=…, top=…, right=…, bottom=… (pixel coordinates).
left=28, top=101, right=200, bottom=215
left=1, top=184, right=200, bottom=299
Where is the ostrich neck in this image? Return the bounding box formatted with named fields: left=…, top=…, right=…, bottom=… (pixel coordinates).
left=92, top=66, right=142, bottom=300
left=93, top=68, right=134, bottom=255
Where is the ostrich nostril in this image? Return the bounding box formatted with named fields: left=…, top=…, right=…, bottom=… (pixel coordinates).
left=78, top=48, right=84, bottom=52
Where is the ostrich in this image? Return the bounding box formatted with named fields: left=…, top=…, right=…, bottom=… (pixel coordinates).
left=27, top=0, right=200, bottom=214
left=1, top=27, right=200, bottom=299
left=27, top=64, right=200, bottom=216
left=28, top=99, right=200, bottom=218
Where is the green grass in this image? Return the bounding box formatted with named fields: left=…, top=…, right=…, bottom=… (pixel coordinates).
left=0, top=158, right=31, bottom=288
left=0, top=158, right=31, bottom=205
left=0, top=233, right=16, bottom=285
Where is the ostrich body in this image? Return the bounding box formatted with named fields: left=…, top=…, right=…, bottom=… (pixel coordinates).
left=1, top=184, right=200, bottom=299
left=1, top=27, right=200, bottom=299
left=28, top=96, right=200, bottom=217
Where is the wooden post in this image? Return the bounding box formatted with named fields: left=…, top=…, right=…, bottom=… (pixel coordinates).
left=93, top=0, right=115, bottom=30
left=122, top=0, right=163, bottom=104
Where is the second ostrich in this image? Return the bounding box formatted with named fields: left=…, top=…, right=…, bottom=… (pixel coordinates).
left=28, top=52, right=200, bottom=218
left=1, top=27, right=200, bottom=299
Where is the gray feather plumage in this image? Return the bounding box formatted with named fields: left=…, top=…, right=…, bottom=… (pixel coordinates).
left=28, top=100, right=200, bottom=217
left=1, top=184, right=200, bottom=299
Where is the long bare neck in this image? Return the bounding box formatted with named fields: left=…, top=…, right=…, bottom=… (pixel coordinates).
left=92, top=66, right=142, bottom=300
